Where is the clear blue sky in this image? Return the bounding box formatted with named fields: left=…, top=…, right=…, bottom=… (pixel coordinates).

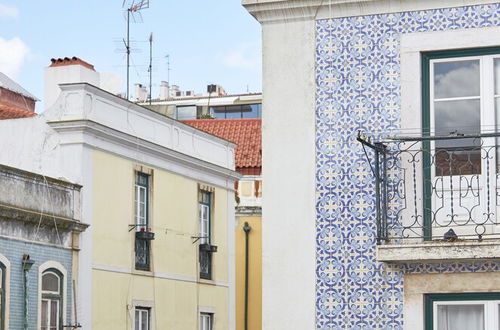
left=0, top=1, right=261, bottom=110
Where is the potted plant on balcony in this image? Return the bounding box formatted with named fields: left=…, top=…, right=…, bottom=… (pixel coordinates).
left=135, top=227, right=155, bottom=240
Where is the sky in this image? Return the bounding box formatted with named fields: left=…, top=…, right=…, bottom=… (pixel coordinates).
left=0, top=0, right=262, bottom=111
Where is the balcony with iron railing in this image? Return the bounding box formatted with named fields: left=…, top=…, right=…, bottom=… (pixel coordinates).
left=358, top=132, right=500, bottom=262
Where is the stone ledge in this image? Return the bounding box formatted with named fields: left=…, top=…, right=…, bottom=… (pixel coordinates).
left=377, top=241, right=500, bottom=263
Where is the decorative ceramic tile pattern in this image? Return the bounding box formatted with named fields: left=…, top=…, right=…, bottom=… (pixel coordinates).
left=315, top=4, right=500, bottom=329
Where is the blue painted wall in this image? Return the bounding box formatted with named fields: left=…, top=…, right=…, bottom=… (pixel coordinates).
left=0, top=236, right=72, bottom=329
left=315, top=4, right=500, bottom=329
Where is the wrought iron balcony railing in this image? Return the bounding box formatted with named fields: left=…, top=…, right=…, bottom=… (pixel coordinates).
left=358, top=132, right=500, bottom=244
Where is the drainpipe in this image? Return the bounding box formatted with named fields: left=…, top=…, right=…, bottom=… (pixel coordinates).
left=22, top=254, right=34, bottom=330
left=242, top=222, right=252, bottom=330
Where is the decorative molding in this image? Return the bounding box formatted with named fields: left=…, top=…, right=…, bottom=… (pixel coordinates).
left=377, top=242, right=500, bottom=263
left=48, top=120, right=241, bottom=187
left=92, top=264, right=230, bottom=288
left=243, top=0, right=500, bottom=23
left=37, top=261, right=68, bottom=330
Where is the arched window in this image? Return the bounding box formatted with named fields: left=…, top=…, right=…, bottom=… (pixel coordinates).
left=40, top=269, right=63, bottom=330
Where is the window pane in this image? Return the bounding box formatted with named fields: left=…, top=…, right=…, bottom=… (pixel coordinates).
left=437, top=304, right=484, bottom=330
left=176, top=106, right=197, bottom=120
left=50, top=300, right=58, bottom=329
left=434, top=99, right=480, bottom=144
left=225, top=109, right=242, bottom=119
left=242, top=104, right=261, bottom=118
left=135, top=309, right=140, bottom=330
left=496, top=97, right=500, bottom=173
left=141, top=310, right=148, bottom=330
left=41, top=300, right=48, bottom=330
left=211, top=106, right=226, bottom=119
left=495, top=58, right=500, bottom=95
left=42, top=273, right=59, bottom=292
left=434, top=60, right=480, bottom=99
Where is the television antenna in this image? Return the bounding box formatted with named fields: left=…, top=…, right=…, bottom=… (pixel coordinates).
left=165, top=54, right=171, bottom=86
left=122, top=0, right=150, bottom=99
left=148, top=32, right=153, bottom=104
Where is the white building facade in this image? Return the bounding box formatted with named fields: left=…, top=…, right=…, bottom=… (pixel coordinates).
left=244, top=0, right=500, bottom=329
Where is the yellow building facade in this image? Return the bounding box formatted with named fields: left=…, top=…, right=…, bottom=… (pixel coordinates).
left=181, top=119, right=263, bottom=330
left=235, top=215, right=262, bottom=330
left=91, top=149, right=234, bottom=329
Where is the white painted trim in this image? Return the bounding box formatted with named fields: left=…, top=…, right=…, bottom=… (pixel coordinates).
left=37, top=261, right=68, bottom=330
left=243, top=0, right=500, bottom=24
left=226, top=188, right=236, bottom=330
left=48, top=120, right=241, bottom=188
left=131, top=300, right=156, bottom=330
left=401, top=26, right=500, bottom=136
left=199, top=308, right=216, bottom=330
left=0, top=253, right=10, bottom=330
left=404, top=272, right=500, bottom=330
left=78, top=145, right=93, bottom=329
left=91, top=264, right=230, bottom=287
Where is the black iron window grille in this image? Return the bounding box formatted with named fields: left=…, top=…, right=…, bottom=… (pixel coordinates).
left=135, top=237, right=151, bottom=271
left=359, top=132, right=500, bottom=243
left=199, top=246, right=212, bottom=280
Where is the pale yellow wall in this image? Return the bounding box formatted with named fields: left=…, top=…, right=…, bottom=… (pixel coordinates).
left=235, top=216, right=262, bottom=330
left=92, top=149, right=230, bottom=329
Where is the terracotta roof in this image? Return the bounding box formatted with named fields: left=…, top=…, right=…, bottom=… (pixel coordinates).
left=49, top=57, right=95, bottom=71
left=182, top=118, right=261, bottom=170
left=0, top=104, right=36, bottom=119
left=0, top=72, right=38, bottom=101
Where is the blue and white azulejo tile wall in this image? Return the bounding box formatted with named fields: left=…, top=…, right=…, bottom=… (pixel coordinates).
left=315, top=4, right=500, bottom=329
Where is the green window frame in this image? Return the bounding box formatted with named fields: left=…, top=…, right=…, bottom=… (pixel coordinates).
left=198, top=189, right=214, bottom=279
left=135, top=172, right=150, bottom=231
left=40, top=268, right=64, bottom=330
left=135, top=172, right=152, bottom=271
left=421, top=46, right=500, bottom=240
left=425, top=292, right=500, bottom=330
left=198, top=190, right=212, bottom=245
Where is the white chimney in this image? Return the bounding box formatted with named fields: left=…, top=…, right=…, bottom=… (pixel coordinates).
left=135, top=83, right=148, bottom=102
left=170, top=85, right=180, bottom=98
left=159, top=81, right=169, bottom=100
left=44, top=57, right=100, bottom=110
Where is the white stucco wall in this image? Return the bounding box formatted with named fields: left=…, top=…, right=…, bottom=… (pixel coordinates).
left=261, top=18, right=317, bottom=330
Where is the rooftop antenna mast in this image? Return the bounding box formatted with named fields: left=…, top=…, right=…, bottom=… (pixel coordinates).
left=165, top=54, right=171, bottom=86
left=122, top=0, right=150, bottom=100
left=148, top=32, right=153, bottom=104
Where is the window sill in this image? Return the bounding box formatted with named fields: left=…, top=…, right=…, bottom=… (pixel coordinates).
left=377, top=240, right=500, bottom=263
left=198, top=278, right=216, bottom=286
left=132, top=269, right=154, bottom=277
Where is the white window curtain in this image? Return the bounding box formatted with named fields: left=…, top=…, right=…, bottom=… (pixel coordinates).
left=437, top=304, right=484, bottom=330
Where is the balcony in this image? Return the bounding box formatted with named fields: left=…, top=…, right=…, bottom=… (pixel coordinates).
left=358, top=132, right=500, bottom=262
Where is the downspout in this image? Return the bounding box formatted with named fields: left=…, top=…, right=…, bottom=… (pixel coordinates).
left=22, top=254, right=34, bottom=330
left=242, top=222, right=252, bottom=330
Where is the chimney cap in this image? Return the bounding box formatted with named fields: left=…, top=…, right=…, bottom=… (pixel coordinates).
left=49, top=56, right=95, bottom=71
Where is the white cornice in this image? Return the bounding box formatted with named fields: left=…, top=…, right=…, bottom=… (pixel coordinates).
left=48, top=120, right=242, bottom=185
left=55, top=83, right=237, bottom=150
left=242, top=0, right=500, bottom=24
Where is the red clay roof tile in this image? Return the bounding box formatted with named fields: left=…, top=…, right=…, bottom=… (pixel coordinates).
left=182, top=118, right=261, bottom=170
left=0, top=104, right=36, bottom=119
